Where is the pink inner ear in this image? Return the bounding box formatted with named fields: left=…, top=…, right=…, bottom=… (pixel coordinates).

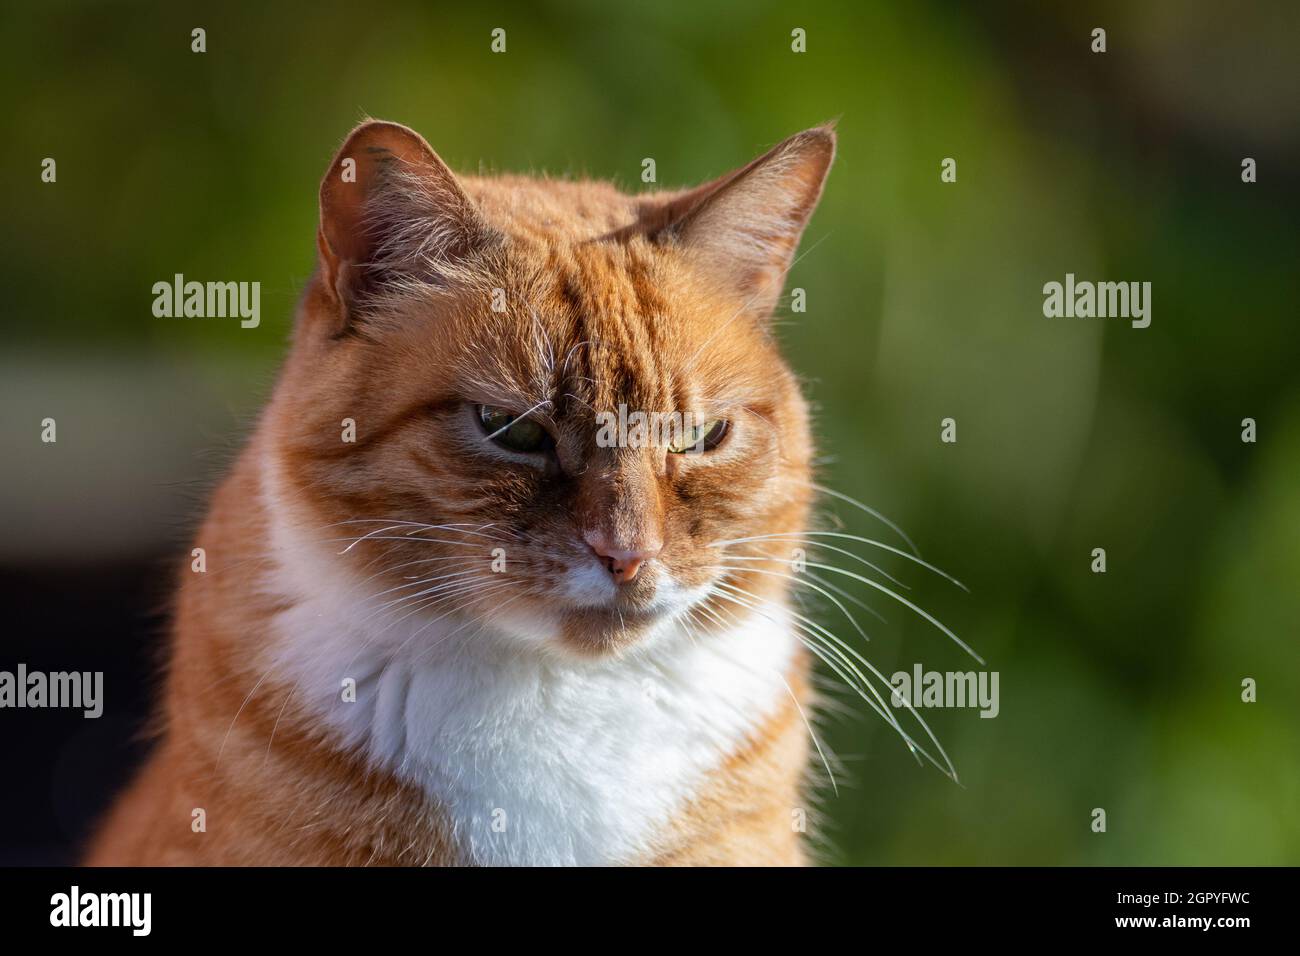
left=319, top=122, right=446, bottom=267
left=313, top=121, right=495, bottom=328
left=318, top=154, right=373, bottom=266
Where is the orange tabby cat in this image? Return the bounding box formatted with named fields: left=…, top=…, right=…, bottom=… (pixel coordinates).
left=87, top=119, right=835, bottom=866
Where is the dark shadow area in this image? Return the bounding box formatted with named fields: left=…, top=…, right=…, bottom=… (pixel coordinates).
left=0, top=560, right=167, bottom=865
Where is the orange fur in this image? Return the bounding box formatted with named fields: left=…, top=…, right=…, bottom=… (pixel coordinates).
left=87, top=120, right=835, bottom=866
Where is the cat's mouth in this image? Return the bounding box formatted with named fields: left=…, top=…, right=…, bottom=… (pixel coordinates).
left=524, top=568, right=711, bottom=656
left=445, top=541, right=719, bottom=657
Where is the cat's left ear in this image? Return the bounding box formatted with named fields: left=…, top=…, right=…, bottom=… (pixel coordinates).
left=648, top=125, right=835, bottom=318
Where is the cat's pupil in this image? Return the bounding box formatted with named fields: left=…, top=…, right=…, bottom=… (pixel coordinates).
left=478, top=405, right=551, bottom=453
left=668, top=418, right=728, bottom=454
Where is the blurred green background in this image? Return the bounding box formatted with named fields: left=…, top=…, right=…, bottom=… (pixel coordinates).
left=2, top=1, right=1297, bottom=865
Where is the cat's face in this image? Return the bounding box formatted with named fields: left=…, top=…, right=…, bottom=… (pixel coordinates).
left=270, top=121, right=833, bottom=656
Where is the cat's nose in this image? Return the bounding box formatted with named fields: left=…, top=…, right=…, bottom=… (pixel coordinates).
left=585, top=532, right=662, bottom=584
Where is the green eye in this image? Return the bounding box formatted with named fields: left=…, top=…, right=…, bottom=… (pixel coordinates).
left=667, top=419, right=729, bottom=454
left=477, top=405, right=554, bottom=454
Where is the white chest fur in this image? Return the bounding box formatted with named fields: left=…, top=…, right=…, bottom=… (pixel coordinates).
left=260, top=461, right=798, bottom=866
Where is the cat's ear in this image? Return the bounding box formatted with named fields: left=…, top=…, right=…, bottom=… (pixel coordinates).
left=315, top=119, right=492, bottom=334
left=648, top=126, right=835, bottom=318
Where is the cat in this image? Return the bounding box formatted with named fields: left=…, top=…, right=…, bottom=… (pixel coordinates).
left=86, top=118, right=836, bottom=866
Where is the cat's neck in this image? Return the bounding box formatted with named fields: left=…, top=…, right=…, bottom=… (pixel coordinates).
left=257, top=447, right=802, bottom=866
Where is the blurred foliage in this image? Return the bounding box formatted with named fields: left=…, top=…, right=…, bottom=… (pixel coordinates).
left=2, top=1, right=1296, bottom=864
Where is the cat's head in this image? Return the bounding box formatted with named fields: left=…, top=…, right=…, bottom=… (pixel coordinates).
left=268, top=119, right=834, bottom=656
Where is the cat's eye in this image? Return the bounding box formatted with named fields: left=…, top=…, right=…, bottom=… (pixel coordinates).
left=477, top=405, right=554, bottom=454
left=667, top=419, right=729, bottom=454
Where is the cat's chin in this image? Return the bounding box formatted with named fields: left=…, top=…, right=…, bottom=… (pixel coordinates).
left=553, top=604, right=676, bottom=657
left=478, top=594, right=685, bottom=659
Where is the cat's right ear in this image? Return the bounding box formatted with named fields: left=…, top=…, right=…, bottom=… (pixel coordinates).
left=640, top=126, right=835, bottom=321
left=314, top=120, right=490, bottom=336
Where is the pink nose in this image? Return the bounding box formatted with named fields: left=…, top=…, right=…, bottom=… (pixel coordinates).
left=585, top=532, right=662, bottom=584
